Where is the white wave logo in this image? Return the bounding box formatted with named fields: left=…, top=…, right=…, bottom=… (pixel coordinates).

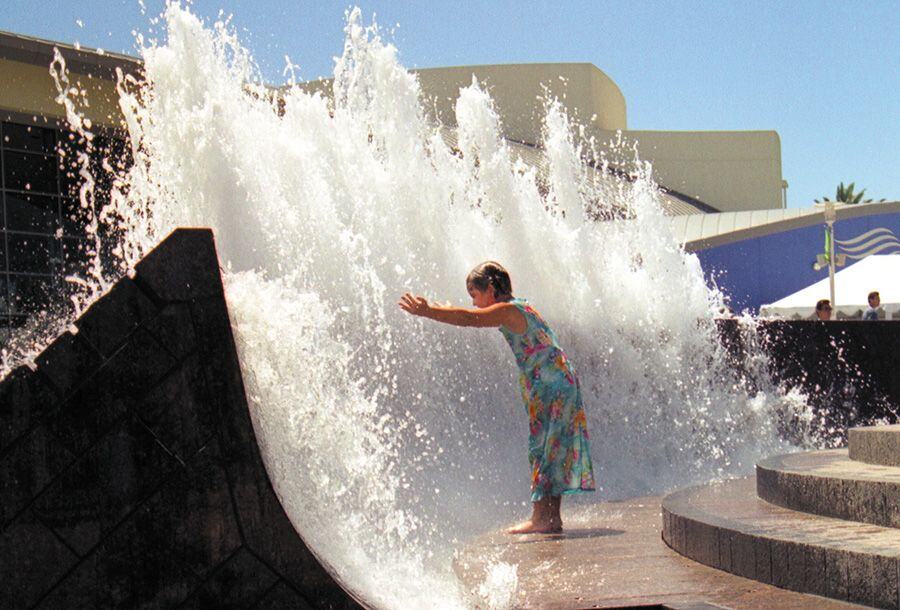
left=836, top=227, right=900, bottom=259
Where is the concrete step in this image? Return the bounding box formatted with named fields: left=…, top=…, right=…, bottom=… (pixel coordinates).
left=850, top=425, right=900, bottom=468
left=661, top=476, right=900, bottom=609
left=757, top=449, right=900, bottom=528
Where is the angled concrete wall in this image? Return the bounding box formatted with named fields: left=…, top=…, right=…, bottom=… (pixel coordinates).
left=0, top=228, right=359, bottom=609
left=414, top=63, right=628, bottom=141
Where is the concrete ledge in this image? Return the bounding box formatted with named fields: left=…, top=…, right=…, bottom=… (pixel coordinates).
left=662, top=476, right=900, bottom=609
left=757, top=449, right=900, bottom=529
left=850, top=425, right=900, bottom=467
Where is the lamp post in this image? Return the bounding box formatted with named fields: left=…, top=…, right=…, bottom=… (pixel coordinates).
left=813, top=202, right=846, bottom=312
left=824, top=202, right=836, bottom=307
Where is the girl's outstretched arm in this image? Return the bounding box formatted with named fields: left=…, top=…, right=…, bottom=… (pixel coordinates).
left=398, top=293, right=525, bottom=331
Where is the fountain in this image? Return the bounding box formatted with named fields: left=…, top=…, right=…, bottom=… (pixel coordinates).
left=0, top=4, right=833, bottom=608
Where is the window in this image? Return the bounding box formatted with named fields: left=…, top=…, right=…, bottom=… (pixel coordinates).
left=0, top=119, right=126, bottom=341
left=3, top=150, right=59, bottom=194
left=5, top=192, right=60, bottom=233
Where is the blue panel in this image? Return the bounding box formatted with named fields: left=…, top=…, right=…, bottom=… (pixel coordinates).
left=695, top=211, right=900, bottom=313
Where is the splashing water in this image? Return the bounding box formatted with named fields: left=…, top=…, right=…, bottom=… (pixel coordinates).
left=474, top=559, right=519, bottom=609
left=5, top=4, right=821, bottom=608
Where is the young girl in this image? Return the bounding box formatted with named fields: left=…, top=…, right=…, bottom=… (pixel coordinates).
left=398, top=261, right=595, bottom=534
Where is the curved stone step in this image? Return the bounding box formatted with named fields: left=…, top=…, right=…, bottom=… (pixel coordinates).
left=757, top=449, right=900, bottom=528
left=850, top=425, right=900, bottom=468
left=662, top=476, right=900, bottom=609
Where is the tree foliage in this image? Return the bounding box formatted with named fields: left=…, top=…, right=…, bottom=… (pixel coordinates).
left=815, top=181, right=886, bottom=204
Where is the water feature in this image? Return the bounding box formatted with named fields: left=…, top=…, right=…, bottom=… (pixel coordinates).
left=3, top=4, right=820, bottom=608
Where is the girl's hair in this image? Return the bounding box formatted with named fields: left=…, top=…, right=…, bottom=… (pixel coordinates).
left=466, top=261, right=513, bottom=301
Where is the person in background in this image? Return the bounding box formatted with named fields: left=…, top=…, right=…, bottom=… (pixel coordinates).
left=815, top=299, right=833, bottom=321
left=863, top=291, right=881, bottom=320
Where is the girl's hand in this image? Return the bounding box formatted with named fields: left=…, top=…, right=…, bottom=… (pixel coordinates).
left=398, top=293, right=431, bottom=317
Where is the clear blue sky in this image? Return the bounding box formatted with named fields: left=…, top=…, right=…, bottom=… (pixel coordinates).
left=2, top=1, right=897, bottom=208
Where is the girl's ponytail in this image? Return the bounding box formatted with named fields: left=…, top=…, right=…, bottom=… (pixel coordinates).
left=466, top=261, right=513, bottom=301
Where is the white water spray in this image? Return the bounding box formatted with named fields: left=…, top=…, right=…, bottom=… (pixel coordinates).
left=5, top=5, right=818, bottom=608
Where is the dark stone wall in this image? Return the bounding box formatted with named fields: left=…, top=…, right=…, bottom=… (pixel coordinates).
left=0, top=229, right=361, bottom=609
left=719, top=318, right=900, bottom=435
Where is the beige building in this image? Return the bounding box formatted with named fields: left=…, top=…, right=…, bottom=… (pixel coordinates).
left=0, top=31, right=138, bottom=128
left=1, top=31, right=786, bottom=215
left=0, top=30, right=794, bottom=334
left=410, top=63, right=785, bottom=213
left=0, top=32, right=140, bottom=336
left=303, top=62, right=786, bottom=213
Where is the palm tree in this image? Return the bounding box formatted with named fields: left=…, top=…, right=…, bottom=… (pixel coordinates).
left=815, top=181, right=885, bottom=204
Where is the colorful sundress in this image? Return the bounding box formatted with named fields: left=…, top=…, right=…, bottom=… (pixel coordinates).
left=499, top=298, right=596, bottom=502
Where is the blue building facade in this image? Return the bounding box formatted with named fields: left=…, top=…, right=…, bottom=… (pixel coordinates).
left=694, top=210, right=900, bottom=313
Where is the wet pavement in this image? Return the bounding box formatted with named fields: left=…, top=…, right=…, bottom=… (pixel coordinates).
left=454, top=493, right=868, bottom=609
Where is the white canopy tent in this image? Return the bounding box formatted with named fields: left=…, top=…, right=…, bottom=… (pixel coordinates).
left=760, top=255, right=900, bottom=319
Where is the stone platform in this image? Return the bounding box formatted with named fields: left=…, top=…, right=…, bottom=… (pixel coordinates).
left=454, top=495, right=866, bottom=609
left=663, top=476, right=899, bottom=608
left=0, top=229, right=359, bottom=609
left=663, top=424, right=900, bottom=609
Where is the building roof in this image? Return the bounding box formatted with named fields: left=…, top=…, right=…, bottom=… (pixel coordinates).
left=0, top=30, right=140, bottom=79
left=678, top=200, right=900, bottom=252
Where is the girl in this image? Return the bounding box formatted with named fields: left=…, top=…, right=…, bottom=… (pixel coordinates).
left=398, top=261, right=595, bottom=534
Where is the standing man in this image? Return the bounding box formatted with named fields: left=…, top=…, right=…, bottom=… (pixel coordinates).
left=863, top=291, right=881, bottom=320
left=815, top=299, right=833, bottom=321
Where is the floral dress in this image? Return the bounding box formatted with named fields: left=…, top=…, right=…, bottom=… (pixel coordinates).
left=499, top=298, right=596, bottom=502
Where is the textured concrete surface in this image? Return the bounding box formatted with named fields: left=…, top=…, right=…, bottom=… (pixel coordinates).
left=757, top=449, right=900, bottom=528
left=455, top=494, right=867, bottom=609
left=850, top=425, right=900, bottom=467
left=0, top=229, right=359, bottom=609
left=662, top=476, right=900, bottom=609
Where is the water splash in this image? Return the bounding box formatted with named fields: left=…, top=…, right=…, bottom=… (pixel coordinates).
left=5, top=4, right=819, bottom=608
left=474, top=560, right=519, bottom=609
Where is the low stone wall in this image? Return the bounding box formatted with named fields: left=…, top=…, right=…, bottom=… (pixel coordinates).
left=718, top=318, right=900, bottom=431
left=0, top=229, right=360, bottom=609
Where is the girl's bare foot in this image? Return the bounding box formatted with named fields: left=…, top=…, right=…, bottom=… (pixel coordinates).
left=507, top=496, right=564, bottom=534
left=506, top=519, right=562, bottom=534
